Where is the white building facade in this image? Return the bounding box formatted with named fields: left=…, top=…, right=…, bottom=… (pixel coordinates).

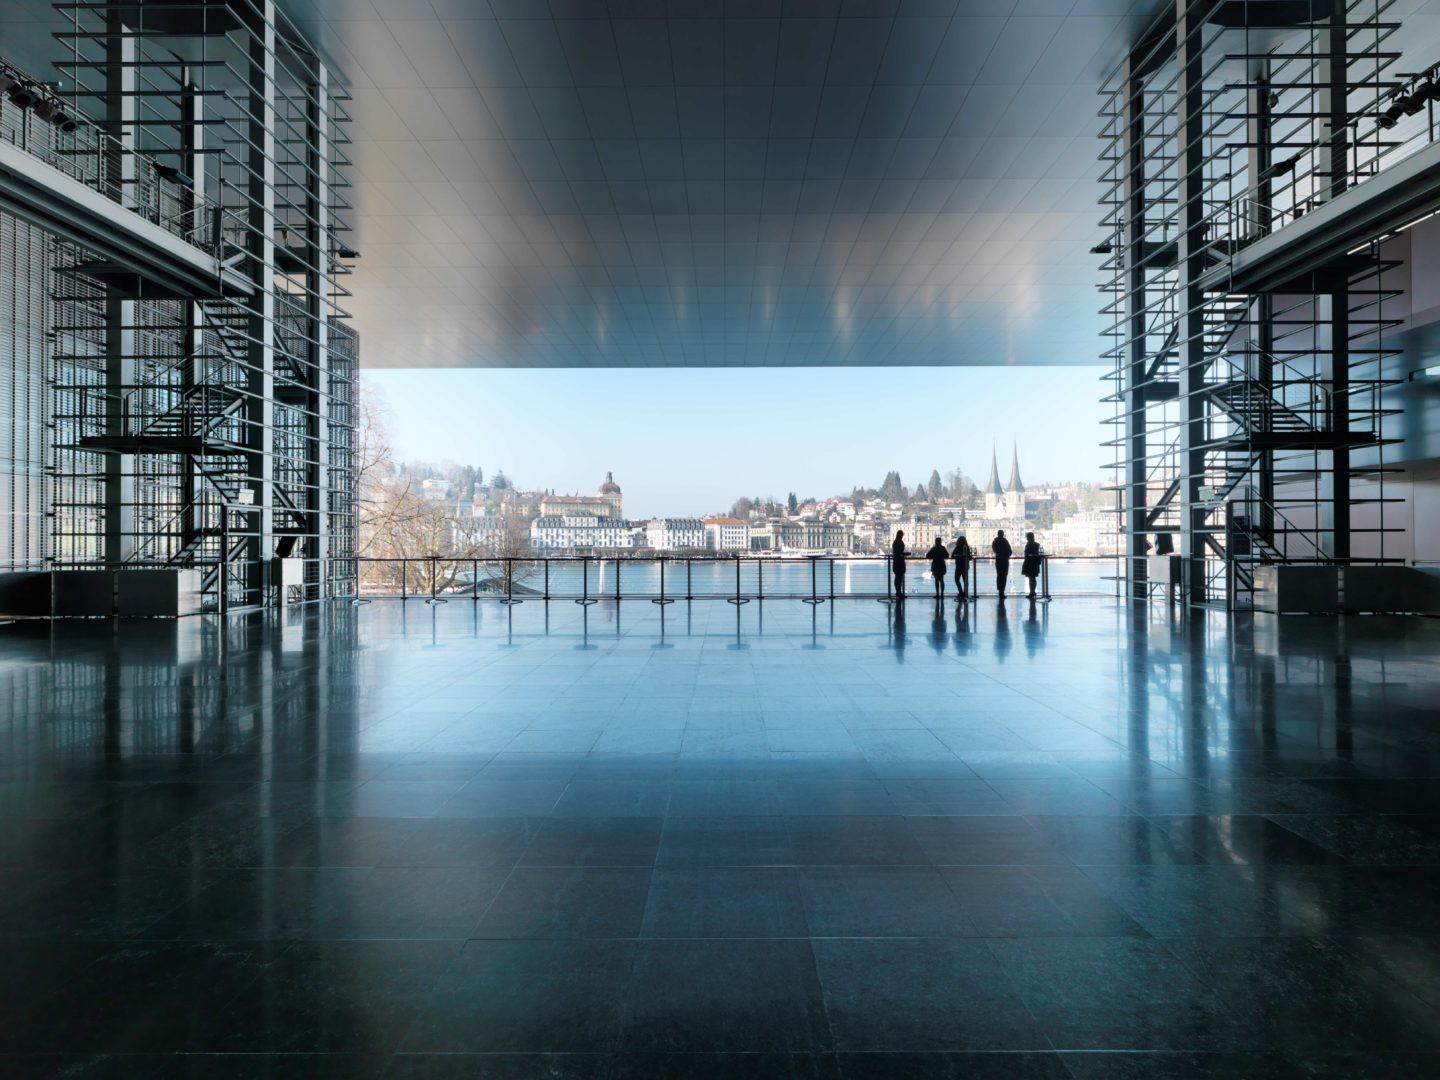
left=531, top=514, right=633, bottom=551
left=703, top=516, right=751, bottom=551
left=646, top=518, right=705, bottom=550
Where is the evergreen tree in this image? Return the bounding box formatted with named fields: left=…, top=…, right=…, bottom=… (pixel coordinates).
left=928, top=469, right=943, bottom=500
left=878, top=471, right=904, bottom=503
left=913, top=484, right=927, bottom=502
left=787, top=492, right=798, bottom=513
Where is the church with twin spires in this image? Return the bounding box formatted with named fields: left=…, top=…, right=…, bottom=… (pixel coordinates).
left=984, top=446, right=1027, bottom=520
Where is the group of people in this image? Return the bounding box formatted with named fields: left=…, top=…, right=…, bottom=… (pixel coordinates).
left=890, top=528, right=1044, bottom=601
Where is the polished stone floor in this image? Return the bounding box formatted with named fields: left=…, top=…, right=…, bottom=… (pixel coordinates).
left=1, top=597, right=1438, bottom=1078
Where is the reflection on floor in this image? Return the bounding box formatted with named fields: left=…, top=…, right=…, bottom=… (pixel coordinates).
left=1, top=597, right=1438, bottom=1078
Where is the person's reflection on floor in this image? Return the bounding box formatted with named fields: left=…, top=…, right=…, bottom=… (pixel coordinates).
left=890, top=595, right=907, bottom=662
left=952, top=598, right=975, bottom=660
left=994, top=599, right=1012, bottom=663
left=1024, top=597, right=1045, bottom=659
left=930, top=600, right=947, bottom=656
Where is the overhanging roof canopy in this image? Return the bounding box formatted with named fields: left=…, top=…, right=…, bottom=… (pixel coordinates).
left=296, top=0, right=1171, bottom=369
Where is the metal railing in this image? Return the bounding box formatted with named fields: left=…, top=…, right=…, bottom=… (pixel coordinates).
left=350, top=553, right=1122, bottom=605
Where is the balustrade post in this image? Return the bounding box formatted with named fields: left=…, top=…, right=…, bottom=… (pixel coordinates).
left=577, top=555, right=596, bottom=605
left=653, top=556, right=674, bottom=605
left=401, top=558, right=407, bottom=601
left=728, top=556, right=749, bottom=605
left=501, top=556, right=522, bottom=605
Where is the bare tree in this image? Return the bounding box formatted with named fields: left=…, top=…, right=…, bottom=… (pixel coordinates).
left=353, top=379, right=529, bottom=595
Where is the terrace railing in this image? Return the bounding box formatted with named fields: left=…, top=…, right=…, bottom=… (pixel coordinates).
left=351, top=553, right=1123, bottom=605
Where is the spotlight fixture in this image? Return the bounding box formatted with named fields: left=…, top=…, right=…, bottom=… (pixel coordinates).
left=33, top=98, right=54, bottom=121
left=0, top=74, right=17, bottom=97
left=1401, top=86, right=1426, bottom=115
left=54, top=111, right=76, bottom=133
left=6, top=81, right=37, bottom=109
left=1089, top=241, right=1113, bottom=255
left=335, top=245, right=360, bottom=260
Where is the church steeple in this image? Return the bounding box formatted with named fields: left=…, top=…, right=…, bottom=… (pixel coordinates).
left=1007, top=445, right=1024, bottom=494
left=985, top=447, right=1004, bottom=496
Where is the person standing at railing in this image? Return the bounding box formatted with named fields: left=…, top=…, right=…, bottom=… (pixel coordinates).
left=991, top=529, right=1013, bottom=599
left=951, top=535, right=972, bottom=602
left=1021, top=532, right=1043, bottom=601
left=891, top=530, right=909, bottom=601
left=925, top=537, right=949, bottom=600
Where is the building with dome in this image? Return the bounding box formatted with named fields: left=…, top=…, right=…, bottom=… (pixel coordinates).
left=537, top=472, right=624, bottom=520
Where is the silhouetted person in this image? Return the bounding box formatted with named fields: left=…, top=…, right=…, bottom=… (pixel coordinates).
left=991, top=529, right=1013, bottom=598
left=1021, top=531, right=1042, bottom=600
left=925, top=537, right=948, bottom=599
left=891, top=530, right=908, bottom=601
left=951, top=535, right=972, bottom=602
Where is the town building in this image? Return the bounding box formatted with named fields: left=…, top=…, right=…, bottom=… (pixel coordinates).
left=703, top=516, right=751, bottom=551
left=538, top=473, right=624, bottom=519
left=645, top=518, right=705, bottom=550
left=530, top=514, right=634, bottom=551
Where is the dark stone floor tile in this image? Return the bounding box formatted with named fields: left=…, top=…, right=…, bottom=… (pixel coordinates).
left=1147, top=815, right=1345, bottom=866
left=1292, top=1052, right=1440, bottom=1078
left=477, top=867, right=652, bottom=938
left=1025, top=815, right=1204, bottom=866
left=985, top=779, right=1126, bottom=816
left=989, top=937, right=1250, bottom=1052
left=139, top=868, right=466, bottom=941
left=520, top=817, right=664, bottom=867
left=272, top=818, right=538, bottom=869
left=385, top=1053, right=611, bottom=1078
left=316, top=866, right=509, bottom=939
left=194, top=940, right=463, bottom=1054
left=666, top=779, right=783, bottom=816
left=1080, top=866, right=1317, bottom=939
left=657, top=816, right=795, bottom=867
left=878, top=779, right=1010, bottom=815
left=812, top=939, right=1047, bottom=1051
left=436, top=778, right=570, bottom=818
left=611, top=1052, right=836, bottom=1079
left=905, top=816, right=1067, bottom=866
left=551, top=780, right=672, bottom=818
left=1059, top=1052, right=1305, bottom=1078
left=787, top=816, right=931, bottom=866
left=400, top=939, right=635, bottom=1052
left=835, top=1052, right=1070, bottom=1078
left=641, top=868, right=808, bottom=938
left=1, top=867, right=195, bottom=939
left=777, top=780, right=898, bottom=816
left=940, top=866, right=1148, bottom=938
left=621, top=939, right=829, bottom=1052
left=0, top=1053, right=389, bottom=1078
left=1168, top=937, right=1440, bottom=1052
left=0, top=941, right=270, bottom=1053
left=798, top=867, right=973, bottom=937
left=1268, top=815, right=1440, bottom=866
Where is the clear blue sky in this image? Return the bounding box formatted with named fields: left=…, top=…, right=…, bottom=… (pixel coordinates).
left=364, top=366, right=1112, bottom=520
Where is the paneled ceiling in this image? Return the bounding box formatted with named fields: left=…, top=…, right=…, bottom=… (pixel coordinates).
left=285, top=0, right=1164, bottom=367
